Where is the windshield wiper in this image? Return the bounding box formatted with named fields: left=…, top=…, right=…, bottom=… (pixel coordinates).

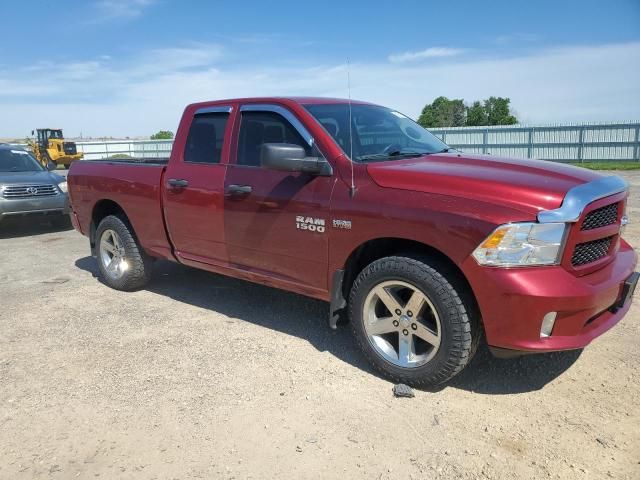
left=357, top=152, right=427, bottom=162
left=387, top=149, right=433, bottom=157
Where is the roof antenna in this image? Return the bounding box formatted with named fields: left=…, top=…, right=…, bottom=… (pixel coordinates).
left=347, top=58, right=357, bottom=198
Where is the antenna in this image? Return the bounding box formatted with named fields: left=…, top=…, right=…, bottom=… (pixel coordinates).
left=347, top=59, right=356, bottom=198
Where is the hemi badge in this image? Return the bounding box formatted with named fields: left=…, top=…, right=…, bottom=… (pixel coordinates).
left=333, top=219, right=352, bottom=230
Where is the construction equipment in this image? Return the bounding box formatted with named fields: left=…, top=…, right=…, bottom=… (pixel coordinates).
left=28, top=129, right=83, bottom=169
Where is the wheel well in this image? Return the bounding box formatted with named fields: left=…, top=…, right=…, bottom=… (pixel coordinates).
left=341, top=238, right=479, bottom=318
left=89, top=200, right=128, bottom=250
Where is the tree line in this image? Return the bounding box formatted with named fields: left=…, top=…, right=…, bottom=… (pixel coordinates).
left=417, top=96, right=518, bottom=128
left=150, top=130, right=174, bottom=140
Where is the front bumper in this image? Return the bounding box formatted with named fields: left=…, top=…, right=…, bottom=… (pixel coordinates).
left=0, top=193, right=69, bottom=223
left=464, top=240, right=637, bottom=353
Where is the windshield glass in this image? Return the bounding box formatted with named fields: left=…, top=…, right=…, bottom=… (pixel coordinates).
left=48, top=130, right=63, bottom=139
left=0, top=149, right=45, bottom=172
left=304, top=103, right=449, bottom=162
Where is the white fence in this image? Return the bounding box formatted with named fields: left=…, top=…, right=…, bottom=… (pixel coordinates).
left=76, top=139, right=173, bottom=160
left=63, top=121, right=640, bottom=163
left=430, top=121, right=640, bottom=162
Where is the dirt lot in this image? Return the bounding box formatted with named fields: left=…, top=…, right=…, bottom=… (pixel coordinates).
left=1, top=171, right=639, bottom=480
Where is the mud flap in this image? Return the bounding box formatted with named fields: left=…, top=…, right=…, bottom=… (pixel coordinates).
left=329, top=269, right=346, bottom=329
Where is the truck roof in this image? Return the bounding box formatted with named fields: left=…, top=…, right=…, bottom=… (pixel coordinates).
left=187, top=96, right=375, bottom=109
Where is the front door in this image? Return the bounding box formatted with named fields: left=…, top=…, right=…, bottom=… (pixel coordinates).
left=223, top=104, right=334, bottom=294
left=163, top=106, right=233, bottom=265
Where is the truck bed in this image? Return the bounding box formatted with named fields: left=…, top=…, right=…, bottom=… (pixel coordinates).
left=68, top=159, right=174, bottom=259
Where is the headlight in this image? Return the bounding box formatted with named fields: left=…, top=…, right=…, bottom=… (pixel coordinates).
left=58, top=181, right=68, bottom=193
left=472, top=222, right=567, bottom=267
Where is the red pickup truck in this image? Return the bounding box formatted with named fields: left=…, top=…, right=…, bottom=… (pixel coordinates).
left=68, top=97, right=638, bottom=386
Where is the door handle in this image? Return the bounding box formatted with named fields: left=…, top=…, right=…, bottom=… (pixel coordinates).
left=168, top=178, right=189, bottom=188
left=227, top=184, right=253, bottom=195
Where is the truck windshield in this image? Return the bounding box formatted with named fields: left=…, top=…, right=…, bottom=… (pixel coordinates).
left=304, top=103, right=449, bottom=162
left=0, top=149, right=44, bottom=172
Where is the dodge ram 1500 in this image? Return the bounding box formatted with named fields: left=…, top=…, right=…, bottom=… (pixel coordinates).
left=68, top=97, right=638, bottom=386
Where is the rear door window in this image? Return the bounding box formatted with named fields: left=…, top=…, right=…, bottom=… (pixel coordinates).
left=184, top=113, right=229, bottom=164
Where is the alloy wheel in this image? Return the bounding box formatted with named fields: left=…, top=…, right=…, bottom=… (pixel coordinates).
left=363, top=280, right=442, bottom=368
left=99, top=229, right=129, bottom=280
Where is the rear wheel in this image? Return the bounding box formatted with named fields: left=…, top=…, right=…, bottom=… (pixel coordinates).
left=95, top=215, right=152, bottom=290
left=349, top=256, right=479, bottom=387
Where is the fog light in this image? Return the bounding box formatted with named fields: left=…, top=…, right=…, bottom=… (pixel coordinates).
left=540, top=312, right=557, bottom=338
left=621, top=215, right=629, bottom=235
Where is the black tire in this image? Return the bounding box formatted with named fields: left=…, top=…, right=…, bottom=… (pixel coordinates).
left=95, top=215, right=152, bottom=291
left=349, top=256, right=479, bottom=387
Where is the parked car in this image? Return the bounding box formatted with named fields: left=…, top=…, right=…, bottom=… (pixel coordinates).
left=67, top=97, right=638, bottom=387
left=0, top=144, right=69, bottom=226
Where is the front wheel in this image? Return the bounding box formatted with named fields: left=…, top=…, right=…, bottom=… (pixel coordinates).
left=95, top=215, right=152, bottom=291
left=349, top=256, right=479, bottom=387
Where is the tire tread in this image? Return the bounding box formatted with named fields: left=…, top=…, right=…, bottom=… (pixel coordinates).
left=95, top=215, right=151, bottom=291
left=349, top=256, right=478, bottom=387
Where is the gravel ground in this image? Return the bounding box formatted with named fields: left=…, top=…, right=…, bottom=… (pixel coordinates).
left=1, top=171, right=639, bottom=480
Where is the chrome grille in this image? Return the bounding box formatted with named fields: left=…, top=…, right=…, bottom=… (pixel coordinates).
left=571, top=236, right=613, bottom=266
left=2, top=184, right=58, bottom=198
left=581, top=203, right=618, bottom=230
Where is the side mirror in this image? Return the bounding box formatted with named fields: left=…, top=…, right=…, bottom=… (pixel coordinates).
left=260, top=143, right=332, bottom=176
left=31, top=130, right=34, bottom=136
left=47, top=161, right=57, bottom=171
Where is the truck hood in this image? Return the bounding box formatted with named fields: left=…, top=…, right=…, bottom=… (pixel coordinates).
left=0, top=170, right=63, bottom=185
left=366, top=153, right=603, bottom=216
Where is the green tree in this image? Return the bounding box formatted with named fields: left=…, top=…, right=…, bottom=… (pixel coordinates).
left=483, top=97, right=517, bottom=125
left=150, top=130, right=174, bottom=140
left=465, top=101, right=488, bottom=126
left=417, top=96, right=466, bottom=128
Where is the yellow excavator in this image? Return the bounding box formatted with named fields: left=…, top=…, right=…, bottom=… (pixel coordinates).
left=28, top=128, right=83, bottom=169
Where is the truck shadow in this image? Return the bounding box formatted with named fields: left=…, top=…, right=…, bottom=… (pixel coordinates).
left=445, top=345, right=582, bottom=394
left=75, top=256, right=582, bottom=395
left=0, top=216, right=72, bottom=239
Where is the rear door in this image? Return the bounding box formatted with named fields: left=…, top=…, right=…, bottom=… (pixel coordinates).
left=223, top=104, right=334, bottom=293
left=162, top=106, right=233, bottom=265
